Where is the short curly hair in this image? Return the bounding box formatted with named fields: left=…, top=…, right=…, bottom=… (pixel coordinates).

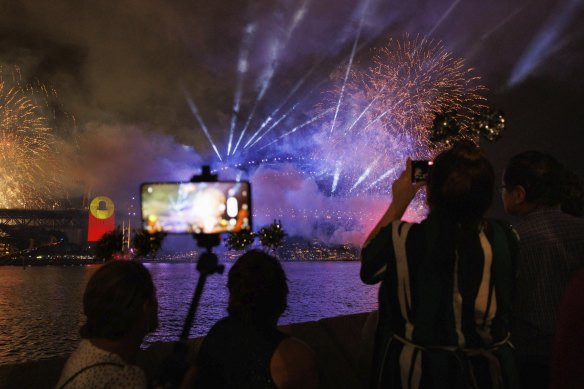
left=227, top=250, right=288, bottom=324
left=80, top=260, right=155, bottom=339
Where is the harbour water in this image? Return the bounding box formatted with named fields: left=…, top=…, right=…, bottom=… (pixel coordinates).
left=0, top=261, right=378, bottom=365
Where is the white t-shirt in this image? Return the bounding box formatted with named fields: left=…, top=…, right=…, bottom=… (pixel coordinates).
left=56, top=340, right=147, bottom=389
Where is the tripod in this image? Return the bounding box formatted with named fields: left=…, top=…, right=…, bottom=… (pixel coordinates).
left=151, top=236, right=224, bottom=388
left=151, top=167, right=225, bottom=388
left=181, top=165, right=225, bottom=343
left=180, top=235, right=225, bottom=342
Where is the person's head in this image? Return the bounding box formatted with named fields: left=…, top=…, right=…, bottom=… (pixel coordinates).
left=80, top=260, right=158, bottom=340
left=502, top=151, right=564, bottom=216
left=227, top=250, right=288, bottom=326
left=427, top=140, right=494, bottom=222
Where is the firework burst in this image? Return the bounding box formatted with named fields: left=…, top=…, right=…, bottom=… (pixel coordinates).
left=313, top=35, right=487, bottom=195
left=367, top=36, right=486, bottom=146
left=186, top=34, right=490, bottom=232
left=0, top=66, right=62, bottom=209
left=181, top=34, right=491, bottom=240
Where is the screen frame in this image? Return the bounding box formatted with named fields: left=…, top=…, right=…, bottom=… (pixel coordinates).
left=140, top=180, right=252, bottom=235
left=411, top=160, right=432, bottom=183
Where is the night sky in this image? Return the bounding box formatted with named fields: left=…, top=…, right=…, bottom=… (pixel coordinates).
left=1, top=0, right=583, bottom=237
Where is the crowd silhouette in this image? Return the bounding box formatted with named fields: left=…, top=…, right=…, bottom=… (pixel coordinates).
left=56, top=141, right=584, bottom=389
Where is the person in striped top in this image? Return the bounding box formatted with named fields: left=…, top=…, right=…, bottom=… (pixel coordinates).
left=361, top=141, right=519, bottom=389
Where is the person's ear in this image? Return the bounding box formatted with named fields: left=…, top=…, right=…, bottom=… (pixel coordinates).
left=513, top=185, right=527, bottom=205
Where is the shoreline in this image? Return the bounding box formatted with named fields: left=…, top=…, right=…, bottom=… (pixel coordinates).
left=0, top=258, right=360, bottom=266
left=0, top=251, right=361, bottom=266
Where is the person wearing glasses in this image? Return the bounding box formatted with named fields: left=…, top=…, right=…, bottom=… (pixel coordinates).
left=501, top=151, right=584, bottom=388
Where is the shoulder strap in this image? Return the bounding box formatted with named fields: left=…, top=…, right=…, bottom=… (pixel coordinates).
left=58, top=362, right=123, bottom=389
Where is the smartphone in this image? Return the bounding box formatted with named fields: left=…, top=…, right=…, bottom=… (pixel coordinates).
left=140, top=181, right=252, bottom=234
left=411, top=160, right=433, bottom=183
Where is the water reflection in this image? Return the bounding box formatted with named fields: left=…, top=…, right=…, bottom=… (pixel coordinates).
left=0, top=262, right=378, bottom=365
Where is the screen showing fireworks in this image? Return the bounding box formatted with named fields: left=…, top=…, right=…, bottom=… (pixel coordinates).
left=140, top=181, right=251, bottom=234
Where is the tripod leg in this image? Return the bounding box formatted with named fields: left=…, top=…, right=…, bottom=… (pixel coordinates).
left=180, top=272, right=208, bottom=341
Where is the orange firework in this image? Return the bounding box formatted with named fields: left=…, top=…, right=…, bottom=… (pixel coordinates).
left=365, top=35, right=486, bottom=151
left=0, top=65, right=62, bottom=209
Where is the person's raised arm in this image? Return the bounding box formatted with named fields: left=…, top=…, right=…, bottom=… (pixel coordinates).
left=361, top=158, right=424, bottom=284
left=364, top=158, right=424, bottom=246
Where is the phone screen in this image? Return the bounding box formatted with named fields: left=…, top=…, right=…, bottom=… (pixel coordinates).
left=140, top=181, right=252, bottom=234
left=411, top=160, right=432, bottom=183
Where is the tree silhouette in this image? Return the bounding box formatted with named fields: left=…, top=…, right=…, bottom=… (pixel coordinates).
left=224, top=221, right=287, bottom=255
left=257, top=220, right=287, bottom=253
left=225, top=229, right=255, bottom=251
left=132, top=230, right=166, bottom=258
left=95, top=228, right=123, bottom=260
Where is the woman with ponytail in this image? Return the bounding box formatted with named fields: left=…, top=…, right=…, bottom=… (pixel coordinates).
left=361, top=141, right=519, bottom=388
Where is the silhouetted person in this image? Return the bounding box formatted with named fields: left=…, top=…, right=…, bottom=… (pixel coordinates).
left=501, top=151, right=584, bottom=388
left=194, top=250, right=318, bottom=389
left=362, top=141, right=519, bottom=388
left=56, top=261, right=159, bottom=388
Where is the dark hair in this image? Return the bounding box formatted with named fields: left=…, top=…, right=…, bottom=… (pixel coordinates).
left=561, top=168, right=584, bottom=217
left=227, top=250, right=288, bottom=324
left=81, top=261, right=155, bottom=339
left=427, top=140, right=494, bottom=222
left=503, top=151, right=564, bottom=207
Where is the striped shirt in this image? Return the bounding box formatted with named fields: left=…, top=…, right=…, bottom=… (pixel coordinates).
left=361, top=213, right=519, bottom=388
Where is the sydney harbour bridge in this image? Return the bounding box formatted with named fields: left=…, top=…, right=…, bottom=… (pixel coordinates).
left=0, top=209, right=89, bottom=255
left=0, top=209, right=87, bottom=229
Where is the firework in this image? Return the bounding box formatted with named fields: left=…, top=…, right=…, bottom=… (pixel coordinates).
left=202, top=36, right=487, bottom=200
left=312, top=35, right=487, bottom=195
left=368, top=36, right=486, bottom=144
left=185, top=32, right=491, bottom=242
left=0, top=65, right=62, bottom=209
left=192, top=35, right=489, bottom=235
